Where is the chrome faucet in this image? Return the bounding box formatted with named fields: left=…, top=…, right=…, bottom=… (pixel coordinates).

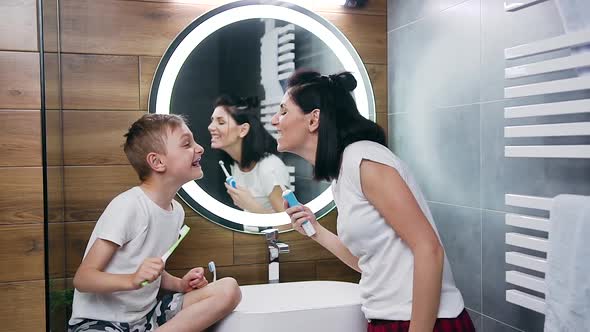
left=262, top=228, right=289, bottom=284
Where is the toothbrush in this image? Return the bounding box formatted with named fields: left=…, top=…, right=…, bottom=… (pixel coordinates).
left=218, top=160, right=237, bottom=188
left=280, top=184, right=316, bottom=237
left=141, top=225, right=190, bottom=287
left=208, top=261, right=217, bottom=283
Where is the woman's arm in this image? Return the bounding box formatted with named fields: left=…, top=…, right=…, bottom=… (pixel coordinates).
left=286, top=205, right=360, bottom=272
left=360, top=159, right=444, bottom=332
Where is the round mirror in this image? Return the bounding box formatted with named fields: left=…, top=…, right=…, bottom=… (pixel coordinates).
left=149, top=0, right=375, bottom=233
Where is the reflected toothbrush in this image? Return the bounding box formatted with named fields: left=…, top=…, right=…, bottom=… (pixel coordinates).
left=218, top=160, right=237, bottom=188
left=141, top=225, right=190, bottom=287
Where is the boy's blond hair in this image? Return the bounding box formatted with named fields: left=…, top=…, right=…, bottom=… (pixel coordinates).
left=124, top=113, right=187, bottom=181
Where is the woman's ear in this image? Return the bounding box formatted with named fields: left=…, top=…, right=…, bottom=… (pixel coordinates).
left=146, top=152, right=166, bottom=173
left=308, top=108, right=320, bottom=133
left=239, top=123, right=251, bottom=138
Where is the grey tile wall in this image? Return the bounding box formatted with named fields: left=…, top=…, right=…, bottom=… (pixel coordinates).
left=387, top=0, right=590, bottom=331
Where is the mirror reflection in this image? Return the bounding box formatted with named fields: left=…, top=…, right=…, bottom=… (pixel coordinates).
left=169, top=18, right=342, bottom=215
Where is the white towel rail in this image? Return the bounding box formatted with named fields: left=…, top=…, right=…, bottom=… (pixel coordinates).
left=506, top=252, right=547, bottom=273
left=504, top=28, right=590, bottom=59
left=505, top=145, right=590, bottom=158
left=504, top=0, right=548, bottom=12
left=505, top=76, right=590, bottom=98
left=505, top=53, right=590, bottom=79
left=506, top=290, right=546, bottom=314
left=504, top=99, right=590, bottom=118
left=506, top=271, right=546, bottom=293
left=506, top=233, right=549, bottom=252
left=505, top=194, right=553, bottom=210
left=505, top=213, right=550, bottom=232
left=502, top=0, right=590, bottom=314
left=504, top=122, right=590, bottom=137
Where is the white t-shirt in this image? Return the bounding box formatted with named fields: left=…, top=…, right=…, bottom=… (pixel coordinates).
left=230, top=154, right=290, bottom=211
left=69, top=186, right=184, bottom=324
left=332, top=141, right=464, bottom=320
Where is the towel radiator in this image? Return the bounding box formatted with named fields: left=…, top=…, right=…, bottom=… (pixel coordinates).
left=503, top=0, right=590, bottom=314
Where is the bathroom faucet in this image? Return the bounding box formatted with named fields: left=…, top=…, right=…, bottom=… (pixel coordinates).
left=262, top=228, right=289, bottom=284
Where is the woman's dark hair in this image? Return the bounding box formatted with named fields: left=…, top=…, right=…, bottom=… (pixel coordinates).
left=214, top=94, right=278, bottom=169
left=287, top=70, right=386, bottom=181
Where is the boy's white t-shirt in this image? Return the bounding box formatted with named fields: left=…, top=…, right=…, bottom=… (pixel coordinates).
left=69, top=186, right=184, bottom=325
left=332, top=141, right=464, bottom=320
left=230, top=154, right=290, bottom=211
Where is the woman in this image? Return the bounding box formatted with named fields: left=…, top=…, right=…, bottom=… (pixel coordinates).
left=271, top=70, right=475, bottom=332
left=208, top=94, right=290, bottom=213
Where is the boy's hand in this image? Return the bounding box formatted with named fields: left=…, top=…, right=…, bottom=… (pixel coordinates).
left=180, top=267, right=208, bottom=292
left=131, top=257, right=164, bottom=289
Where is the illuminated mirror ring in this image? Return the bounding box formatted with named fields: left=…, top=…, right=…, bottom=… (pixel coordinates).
left=149, top=0, right=375, bottom=232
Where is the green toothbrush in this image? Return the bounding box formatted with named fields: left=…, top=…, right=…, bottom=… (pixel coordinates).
left=140, top=225, right=190, bottom=287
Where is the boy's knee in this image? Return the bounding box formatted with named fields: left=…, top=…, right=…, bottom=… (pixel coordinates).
left=218, top=277, right=241, bottom=308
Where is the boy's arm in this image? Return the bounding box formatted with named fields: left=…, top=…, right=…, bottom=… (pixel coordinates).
left=73, top=238, right=163, bottom=293
left=160, top=270, right=183, bottom=293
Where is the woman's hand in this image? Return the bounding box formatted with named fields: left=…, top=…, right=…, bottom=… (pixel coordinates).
left=225, top=183, right=263, bottom=212
left=284, top=202, right=319, bottom=236
left=180, top=267, right=208, bottom=292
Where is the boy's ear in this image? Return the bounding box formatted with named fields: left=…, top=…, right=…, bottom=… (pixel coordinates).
left=146, top=152, right=166, bottom=173
left=308, top=108, right=320, bottom=133
left=239, top=123, right=250, bottom=138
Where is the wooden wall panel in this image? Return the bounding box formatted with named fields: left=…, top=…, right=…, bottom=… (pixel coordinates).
left=63, top=110, right=145, bottom=165
left=65, top=222, right=94, bottom=276
left=0, top=225, right=45, bottom=282
left=280, top=261, right=316, bottom=283
left=366, top=64, right=387, bottom=115
left=377, top=111, right=388, bottom=140
left=166, top=216, right=234, bottom=269
left=216, top=263, right=267, bottom=286
left=46, top=109, right=64, bottom=167
left=0, top=110, right=41, bottom=166
left=323, top=12, right=386, bottom=64
left=0, top=0, right=38, bottom=52
left=48, top=223, right=66, bottom=279
left=130, top=0, right=386, bottom=16
left=61, top=0, right=212, bottom=56
left=0, top=167, right=43, bottom=224
left=139, top=56, right=160, bottom=110
left=316, top=259, right=361, bottom=283
left=0, top=51, right=40, bottom=109
left=64, top=165, right=139, bottom=221
left=47, top=166, right=65, bottom=223
left=44, top=53, right=61, bottom=109
left=61, top=54, right=139, bottom=110
left=0, top=280, right=46, bottom=331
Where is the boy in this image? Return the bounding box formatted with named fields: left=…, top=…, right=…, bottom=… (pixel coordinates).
left=69, top=114, right=241, bottom=332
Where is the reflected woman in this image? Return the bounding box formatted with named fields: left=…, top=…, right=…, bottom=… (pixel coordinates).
left=208, top=95, right=290, bottom=213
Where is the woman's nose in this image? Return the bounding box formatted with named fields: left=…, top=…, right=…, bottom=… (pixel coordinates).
left=271, top=113, right=279, bottom=126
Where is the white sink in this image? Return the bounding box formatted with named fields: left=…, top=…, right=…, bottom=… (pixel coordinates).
left=209, top=281, right=367, bottom=332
